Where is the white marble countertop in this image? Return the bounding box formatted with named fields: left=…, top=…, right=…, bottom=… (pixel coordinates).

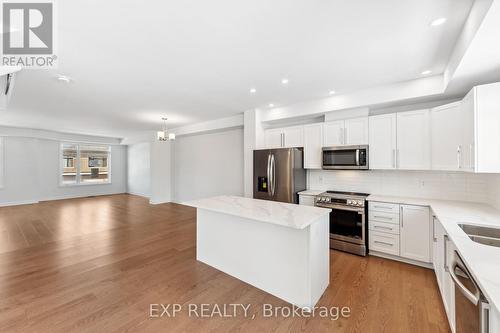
left=368, top=194, right=500, bottom=311
left=298, top=190, right=324, bottom=196
left=183, top=195, right=331, bottom=230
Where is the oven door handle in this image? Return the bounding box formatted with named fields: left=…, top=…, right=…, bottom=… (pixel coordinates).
left=356, top=149, right=360, bottom=166
left=315, top=203, right=364, bottom=213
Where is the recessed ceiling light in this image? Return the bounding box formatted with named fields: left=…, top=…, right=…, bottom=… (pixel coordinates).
left=56, top=75, right=72, bottom=83
left=281, top=78, right=289, bottom=85
left=430, top=17, right=447, bottom=26
left=421, top=70, right=432, bottom=75
left=329, top=90, right=336, bottom=95
left=250, top=88, right=256, bottom=93
left=268, top=103, right=274, bottom=108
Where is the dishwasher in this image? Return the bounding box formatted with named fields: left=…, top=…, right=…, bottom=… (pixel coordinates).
left=449, top=250, right=490, bottom=333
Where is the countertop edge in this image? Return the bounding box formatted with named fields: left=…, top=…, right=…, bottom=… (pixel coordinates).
left=182, top=196, right=331, bottom=230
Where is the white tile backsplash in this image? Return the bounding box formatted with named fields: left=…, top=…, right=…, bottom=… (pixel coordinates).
left=308, top=170, right=492, bottom=203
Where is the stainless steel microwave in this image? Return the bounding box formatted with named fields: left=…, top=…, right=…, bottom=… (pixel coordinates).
left=322, top=145, right=369, bottom=170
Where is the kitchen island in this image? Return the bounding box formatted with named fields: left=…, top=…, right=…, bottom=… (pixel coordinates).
left=184, top=195, right=331, bottom=309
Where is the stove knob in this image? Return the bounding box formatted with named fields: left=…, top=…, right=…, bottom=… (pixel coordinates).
left=357, top=200, right=363, bottom=206
left=347, top=199, right=352, bottom=205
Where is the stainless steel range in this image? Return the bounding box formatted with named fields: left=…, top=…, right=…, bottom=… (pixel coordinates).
left=314, top=191, right=369, bottom=256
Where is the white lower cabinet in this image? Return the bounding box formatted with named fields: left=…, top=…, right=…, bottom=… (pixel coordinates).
left=369, top=202, right=431, bottom=264
left=369, top=231, right=400, bottom=256
left=400, top=205, right=431, bottom=262
left=432, top=216, right=455, bottom=332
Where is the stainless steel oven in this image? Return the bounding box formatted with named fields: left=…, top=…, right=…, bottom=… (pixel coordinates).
left=450, top=250, right=490, bottom=333
left=322, top=145, right=368, bottom=170
left=315, top=191, right=369, bottom=256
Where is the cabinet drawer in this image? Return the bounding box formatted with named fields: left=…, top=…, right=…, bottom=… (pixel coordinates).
left=299, top=195, right=315, bottom=207
left=369, top=231, right=400, bottom=256
left=369, top=220, right=400, bottom=235
left=369, top=201, right=400, bottom=214
left=369, top=211, right=400, bottom=225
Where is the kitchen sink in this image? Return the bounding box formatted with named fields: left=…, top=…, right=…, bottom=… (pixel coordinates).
left=458, top=224, right=500, bottom=248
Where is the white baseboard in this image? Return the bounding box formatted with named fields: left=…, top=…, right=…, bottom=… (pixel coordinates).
left=149, top=199, right=171, bottom=205
left=0, top=193, right=126, bottom=207
left=127, top=191, right=150, bottom=199
left=369, top=250, right=433, bottom=269
left=40, top=192, right=126, bottom=202
left=0, top=199, right=39, bottom=207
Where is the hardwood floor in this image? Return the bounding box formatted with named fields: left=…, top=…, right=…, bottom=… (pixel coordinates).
left=0, top=194, right=450, bottom=332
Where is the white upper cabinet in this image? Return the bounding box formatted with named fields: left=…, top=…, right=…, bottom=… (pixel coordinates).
left=369, top=114, right=397, bottom=169
left=344, top=117, right=369, bottom=145
left=264, top=128, right=284, bottom=148
left=323, top=117, right=368, bottom=147
left=323, top=120, right=344, bottom=146
left=461, top=82, right=500, bottom=173
left=396, top=109, right=431, bottom=170
left=303, top=123, right=323, bottom=169
left=460, top=90, right=475, bottom=172
left=283, top=125, right=304, bottom=148
left=264, top=125, right=304, bottom=149
left=431, top=102, right=462, bottom=171
left=399, top=205, right=431, bottom=263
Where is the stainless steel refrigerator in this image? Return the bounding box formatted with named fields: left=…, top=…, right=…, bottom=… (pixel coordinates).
left=253, top=148, right=306, bottom=204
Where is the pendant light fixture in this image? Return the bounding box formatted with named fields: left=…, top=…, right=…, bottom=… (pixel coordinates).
left=157, top=117, right=175, bottom=141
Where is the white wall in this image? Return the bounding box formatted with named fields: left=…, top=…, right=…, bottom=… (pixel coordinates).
left=127, top=142, right=151, bottom=198
left=308, top=169, right=491, bottom=203
left=173, top=128, right=244, bottom=202
left=0, top=136, right=127, bottom=206
left=150, top=141, right=173, bottom=204
left=0, top=137, right=40, bottom=205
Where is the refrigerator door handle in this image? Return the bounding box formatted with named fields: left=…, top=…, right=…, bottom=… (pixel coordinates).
left=266, top=153, right=272, bottom=195
left=271, top=154, right=276, bottom=196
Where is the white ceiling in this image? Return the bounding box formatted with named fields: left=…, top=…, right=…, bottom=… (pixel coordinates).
left=0, top=0, right=474, bottom=138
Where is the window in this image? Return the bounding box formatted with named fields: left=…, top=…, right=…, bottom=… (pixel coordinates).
left=61, top=143, right=111, bottom=185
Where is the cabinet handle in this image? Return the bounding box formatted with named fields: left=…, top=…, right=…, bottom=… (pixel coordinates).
left=444, top=234, right=449, bottom=272
left=373, top=205, right=390, bottom=210
left=469, top=144, right=473, bottom=169
left=396, top=149, right=400, bottom=169
left=457, top=145, right=462, bottom=169
left=400, top=206, right=403, bottom=228
left=338, top=128, right=343, bottom=145
left=374, top=225, right=392, bottom=230
left=344, top=127, right=347, bottom=144
left=392, top=149, right=396, bottom=168
left=374, top=215, right=392, bottom=220
left=432, top=216, right=437, bottom=242
left=374, top=240, right=394, bottom=246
